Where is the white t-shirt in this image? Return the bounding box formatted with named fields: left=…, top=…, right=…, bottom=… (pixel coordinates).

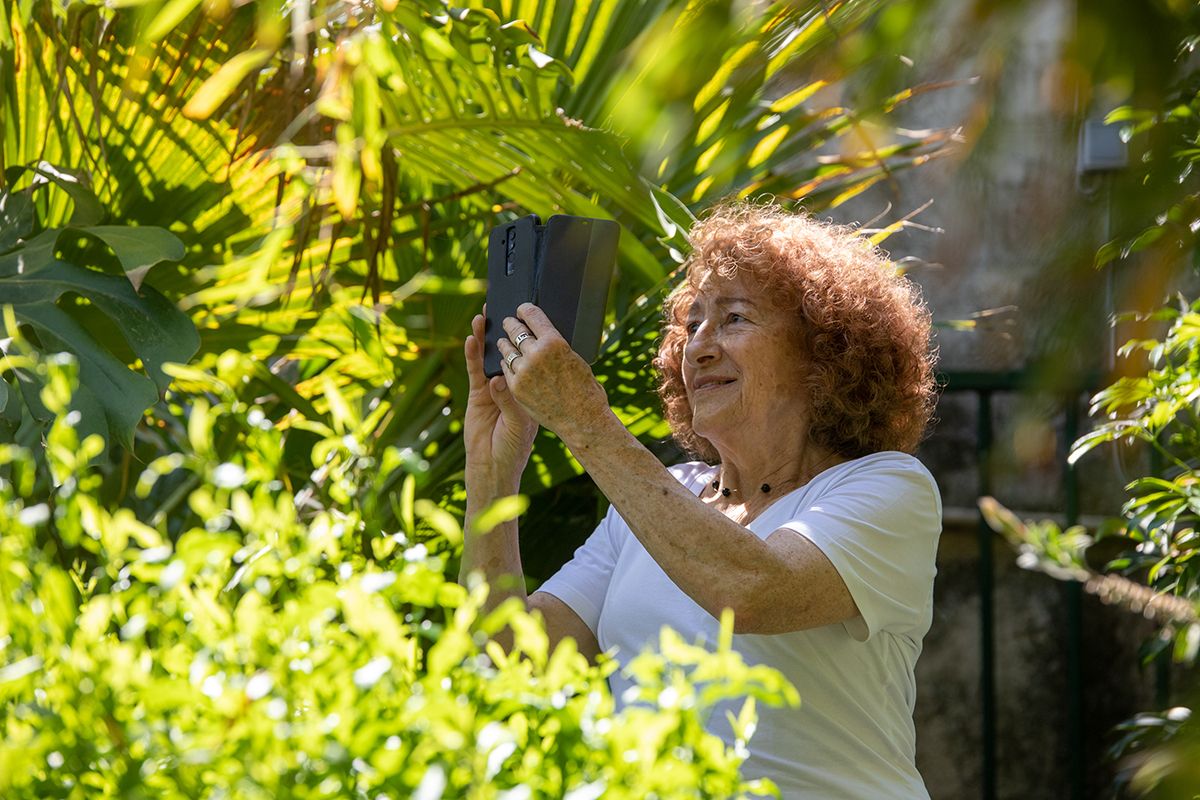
left=538, top=451, right=942, bottom=799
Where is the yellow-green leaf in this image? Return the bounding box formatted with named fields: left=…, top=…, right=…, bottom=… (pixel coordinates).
left=748, top=125, right=790, bottom=168
left=769, top=80, right=827, bottom=114
left=144, top=0, right=204, bottom=43
left=399, top=473, right=415, bottom=536
left=470, top=494, right=529, bottom=535
left=183, top=49, right=272, bottom=121
left=416, top=499, right=463, bottom=547
left=332, top=126, right=361, bottom=220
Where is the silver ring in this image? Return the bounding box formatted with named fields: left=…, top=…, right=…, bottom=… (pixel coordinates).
left=513, top=331, right=532, bottom=349
left=505, top=351, right=522, bottom=367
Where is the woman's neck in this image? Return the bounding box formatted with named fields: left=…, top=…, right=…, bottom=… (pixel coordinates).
left=712, top=442, right=845, bottom=502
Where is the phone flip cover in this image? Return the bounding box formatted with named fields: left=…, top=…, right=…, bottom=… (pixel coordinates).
left=538, top=215, right=620, bottom=365
left=484, top=214, right=620, bottom=378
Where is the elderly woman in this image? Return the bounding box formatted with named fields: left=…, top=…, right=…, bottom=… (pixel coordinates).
left=460, top=202, right=941, bottom=799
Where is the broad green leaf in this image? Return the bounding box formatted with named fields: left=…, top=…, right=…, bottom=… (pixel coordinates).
left=2, top=252, right=199, bottom=392
left=81, top=226, right=186, bottom=291
left=0, top=188, right=34, bottom=251
left=15, top=303, right=157, bottom=447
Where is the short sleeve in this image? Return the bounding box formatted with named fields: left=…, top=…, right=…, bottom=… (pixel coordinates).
left=777, top=457, right=941, bottom=642
left=536, top=505, right=625, bottom=636
left=535, top=462, right=713, bottom=636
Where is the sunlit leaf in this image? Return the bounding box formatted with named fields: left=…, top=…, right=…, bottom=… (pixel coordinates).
left=470, top=494, right=529, bottom=535
left=182, top=48, right=273, bottom=120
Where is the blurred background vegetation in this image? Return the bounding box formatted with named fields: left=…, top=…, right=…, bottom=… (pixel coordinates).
left=3, top=0, right=1200, bottom=797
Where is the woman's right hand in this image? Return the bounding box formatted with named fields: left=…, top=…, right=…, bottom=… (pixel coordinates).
left=463, top=309, right=537, bottom=484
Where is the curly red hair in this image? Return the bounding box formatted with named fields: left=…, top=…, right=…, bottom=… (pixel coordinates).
left=654, top=201, right=937, bottom=461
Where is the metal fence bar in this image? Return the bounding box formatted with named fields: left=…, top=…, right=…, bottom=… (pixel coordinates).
left=976, top=388, right=997, bottom=800
left=941, top=370, right=1089, bottom=800
left=940, top=372, right=1108, bottom=799
left=1064, top=396, right=1084, bottom=800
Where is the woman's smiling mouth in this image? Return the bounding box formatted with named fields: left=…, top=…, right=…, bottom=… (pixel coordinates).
left=693, top=377, right=737, bottom=393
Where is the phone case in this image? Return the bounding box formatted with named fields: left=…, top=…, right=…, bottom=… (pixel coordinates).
left=484, top=214, right=620, bottom=377
left=484, top=216, right=538, bottom=377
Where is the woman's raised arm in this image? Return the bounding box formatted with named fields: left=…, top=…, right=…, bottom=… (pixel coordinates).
left=460, top=310, right=600, bottom=659
left=495, top=304, right=859, bottom=635
left=460, top=310, right=535, bottom=608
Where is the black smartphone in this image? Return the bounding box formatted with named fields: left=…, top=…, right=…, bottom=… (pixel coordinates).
left=484, top=214, right=620, bottom=377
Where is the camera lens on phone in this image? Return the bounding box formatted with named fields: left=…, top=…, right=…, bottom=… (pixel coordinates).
left=504, top=227, right=516, bottom=275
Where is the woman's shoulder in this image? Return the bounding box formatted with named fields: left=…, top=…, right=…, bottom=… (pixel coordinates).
left=822, top=451, right=941, bottom=514
left=837, top=450, right=934, bottom=478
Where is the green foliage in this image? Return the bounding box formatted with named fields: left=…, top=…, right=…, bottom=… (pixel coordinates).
left=1072, top=300, right=1200, bottom=612
left=0, top=353, right=796, bottom=798
left=1108, top=707, right=1200, bottom=799
left=0, top=0, right=950, bottom=496
left=0, top=164, right=195, bottom=448
left=0, top=2, right=947, bottom=792
left=978, top=497, right=1094, bottom=584
left=982, top=299, right=1200, bottom=797
left=1072, top=304, right=1200, bottom=461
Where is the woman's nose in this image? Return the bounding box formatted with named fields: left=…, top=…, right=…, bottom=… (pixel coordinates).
left=685, top=323, right=719, bottom=364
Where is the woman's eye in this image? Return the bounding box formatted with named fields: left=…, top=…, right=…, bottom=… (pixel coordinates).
left=727, top=313, right=745, bottom=324
left=686, top=321, right=700, bottom=334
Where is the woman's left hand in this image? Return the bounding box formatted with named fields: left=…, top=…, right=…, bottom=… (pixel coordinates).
left=497, top=303, right=611, bottom=439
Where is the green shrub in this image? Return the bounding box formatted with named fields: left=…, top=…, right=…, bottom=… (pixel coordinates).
left=983, top=299, right=1200, bottom=797
left=0, top=351, right=796, bottom=799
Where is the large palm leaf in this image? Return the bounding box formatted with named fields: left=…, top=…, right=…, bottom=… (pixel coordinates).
left=3, top=0, right=955, bottom=547
left=245, top=2, right=953, bottom=560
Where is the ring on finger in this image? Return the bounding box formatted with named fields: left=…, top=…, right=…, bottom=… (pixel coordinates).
left=513, top=331, right=532, bottom=350
left=505, top=351, right=522, bottom=367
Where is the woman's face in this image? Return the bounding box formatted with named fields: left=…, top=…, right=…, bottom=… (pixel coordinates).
left=681, top=270, right=809, bottom=451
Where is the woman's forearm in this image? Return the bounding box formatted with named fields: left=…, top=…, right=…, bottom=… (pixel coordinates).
left=460, top=468, right=528, bottom=612
left=559, top=409, right=777, bottom=627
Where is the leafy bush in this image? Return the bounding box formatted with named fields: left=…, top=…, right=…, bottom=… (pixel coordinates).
left=0, top=349, right=797, bottom=799
left=0, top=1, right=948, bottom=794
left=982, top=299, right=1200, bottom=797
left=0, top=164, right=194, bottom=449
